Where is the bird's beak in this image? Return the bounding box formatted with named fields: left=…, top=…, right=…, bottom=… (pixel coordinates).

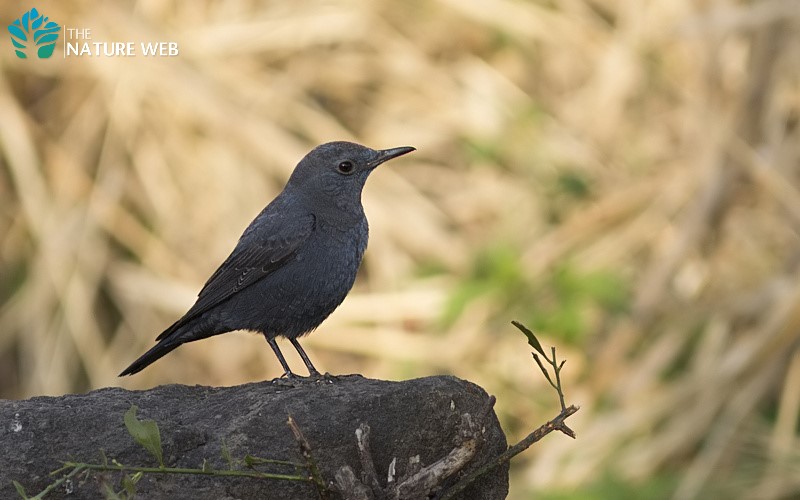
left=369, top=146, right=416, bottom=168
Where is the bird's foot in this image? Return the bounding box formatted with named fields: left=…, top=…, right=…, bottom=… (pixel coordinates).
left=269, top=371, right=304, bottom=387
left=305, top=370, right=338, bottom=384
left=312, top=372, right=362, bottom=383
left=271, top=377, right=298, bottom=388
left=319, top=372, right=343, bottom=382
left=269, top=371, right=358, bottom=386
left=270, top=371, right=327, bottom=387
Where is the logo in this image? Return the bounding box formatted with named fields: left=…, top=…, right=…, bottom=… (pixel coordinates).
left=8, top=8, right=60, bottom=59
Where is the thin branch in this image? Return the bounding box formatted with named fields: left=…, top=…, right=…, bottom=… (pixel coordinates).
left=287, top=415, right=332, bottom=500
left=243, top=455, right=304, bottom=469
left=552, top=347, right=567, bottom=411
left=532, top=353, right=555, bottom=388
left=532, top=346, right=568, bottom=411
left=28, top=465, right=87, bottom=500
left=355, top=424, right=384, bottom=499
left=439, top=405, right=579, bottom=500
left=59, top=462, right=309, bottom=481
left=391, top=414, right=480, bottom=500
left=335, top=466, right=374, bottom=500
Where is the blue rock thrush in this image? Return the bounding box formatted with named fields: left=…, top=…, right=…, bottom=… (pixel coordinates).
left=120, top=141, right=415, bottom=378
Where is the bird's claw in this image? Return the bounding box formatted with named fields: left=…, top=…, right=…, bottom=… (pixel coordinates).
left=270, top=370, right=338, bottom=387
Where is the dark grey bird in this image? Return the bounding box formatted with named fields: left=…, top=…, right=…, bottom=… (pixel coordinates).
left=120, top=141, right=415, bottom=378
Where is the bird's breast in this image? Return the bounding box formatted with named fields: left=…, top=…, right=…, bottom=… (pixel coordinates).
left=238, top=217, right=369, bottom=336
left=307, top=217, right=368, bottom=274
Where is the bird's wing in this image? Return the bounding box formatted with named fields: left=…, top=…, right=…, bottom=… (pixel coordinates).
left=156, top=212, right=316, bottom=340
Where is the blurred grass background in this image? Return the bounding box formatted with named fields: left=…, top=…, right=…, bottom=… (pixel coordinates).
left=2, top=0, right=800, bottom=498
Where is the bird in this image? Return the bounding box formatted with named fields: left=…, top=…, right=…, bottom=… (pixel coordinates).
left=120, top=141, right=415, bottom=378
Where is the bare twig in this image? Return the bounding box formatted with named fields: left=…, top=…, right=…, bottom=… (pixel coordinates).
left=390, top=413, right=481, bottom=499
left=439, top=322, right=579, bottom=498
left=340, top=324, right=578, bottom=499
left=335, top=466, right=374, bottom=500
left=513, top=321, right=568, bottom=410
left=439, top=405, right=579, bottom=500
left=395, top=456, right=418, bottom=485
left=355, top=424, right=384, bottom=499
left=287, top=415, right=332, bottom=500
left=336, top=410, right=489, bottom=500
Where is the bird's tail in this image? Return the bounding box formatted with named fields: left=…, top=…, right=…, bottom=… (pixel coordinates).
left=119, top=319, right=188, bottom=376
left=119, top=339, right=181, bottom=376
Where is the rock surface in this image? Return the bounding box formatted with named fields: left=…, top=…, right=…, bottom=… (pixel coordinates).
left=1, top=375, right=508, bottom=499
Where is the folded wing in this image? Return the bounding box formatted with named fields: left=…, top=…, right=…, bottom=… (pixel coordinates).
left=156, top=212, right=316, bottom=341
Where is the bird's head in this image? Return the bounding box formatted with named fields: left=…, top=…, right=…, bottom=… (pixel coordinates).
left=287, top=141, right=415, bottom=218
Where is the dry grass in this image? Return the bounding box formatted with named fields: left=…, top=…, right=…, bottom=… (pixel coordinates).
left=2, top=1, right=800, bottom=498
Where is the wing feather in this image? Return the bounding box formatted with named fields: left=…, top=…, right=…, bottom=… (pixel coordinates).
left=156, top=212, right=315, bottom=341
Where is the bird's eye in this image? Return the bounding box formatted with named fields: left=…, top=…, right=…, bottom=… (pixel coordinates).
left=337, top=161, right=355, bottom=174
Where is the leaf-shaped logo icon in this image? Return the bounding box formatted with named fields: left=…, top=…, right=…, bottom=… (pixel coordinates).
left=8, top=8, right=60, bottom=59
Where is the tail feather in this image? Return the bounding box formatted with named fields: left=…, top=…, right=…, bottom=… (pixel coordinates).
left=119, top=319, right=187, bottom=376
left=119, top=340, right=181, bottom=376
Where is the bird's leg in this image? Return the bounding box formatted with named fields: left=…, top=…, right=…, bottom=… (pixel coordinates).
left=265, top=335, right=296, bottom=378
left=289, top=337, right=322, bottom=378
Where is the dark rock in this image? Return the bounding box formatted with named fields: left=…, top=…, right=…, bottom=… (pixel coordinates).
left=0, top=375, right=508, bottom=499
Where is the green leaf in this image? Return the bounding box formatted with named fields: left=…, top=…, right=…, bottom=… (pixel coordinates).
left=101, top=483, right=123, bottom=500
left=123, top=406, right=164, bottom=467
left=512, top=320, right=546, bottom=357
left=201, top=458, right=213, bottom=473
left=121, top=474, right=138, bottom=496
left=220, top=438, right=235, bottom=470
left=12, top=480, right=28, bottom=499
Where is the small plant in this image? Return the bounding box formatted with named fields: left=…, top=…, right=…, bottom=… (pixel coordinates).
left=13, top=407, right=326, bottom=499
left=438, top=321, right=579, bottom=499
left=513, top=320, right=569, bottom=411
